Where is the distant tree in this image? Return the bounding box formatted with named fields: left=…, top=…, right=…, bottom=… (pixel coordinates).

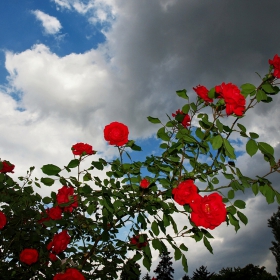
left=120, top=259, right=141, bottom=280
left=268, top=206, right=280, bottom=279
left=154, top=251, right=174, bottom=280
left=142, top=273, right=152, bottom=280
left=211, top=264, right=277, bottom=280
left=191, top=265, right=214, bottom=280
left=182, top=274, right=191, bottom=280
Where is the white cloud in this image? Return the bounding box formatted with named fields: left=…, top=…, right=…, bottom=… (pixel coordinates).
left=32, top=10, right=62, bottom=35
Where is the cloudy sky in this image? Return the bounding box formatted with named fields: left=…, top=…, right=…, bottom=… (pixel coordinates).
left=0, top=0, right=280, bottom=278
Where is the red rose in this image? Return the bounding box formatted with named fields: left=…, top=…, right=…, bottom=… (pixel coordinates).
left=19, top=248, right=39, bottom=265
left=193, top=85, right=213, bottom=103
left=269, top=54, right=280, bottom=78
left=172, top=109, right=191, bottom=127
left=104, top=122, right=129, bottom=146
left=130, top=235, right=148, bottom=249
left=71, top=143, right=94, bottom=156
left=172, top=180, right=198, bottom=205
left=47, top=230, right=71, bottom=254
left=140, top=178, right=149, bottom=189
left=54, top=268, right=85, bottom=280
left=49, top=252, right=58, bottom=261
left=215, top=82, right=246, bottom=116
left=190, top=193, right=227, bottom=230
left=48, top=206, right=63, bottom=220
left=56, top=186, right=78, bottom=212
left=0, top=211, right=7, bottom=229
left=0, top=161, right=15, bottom=173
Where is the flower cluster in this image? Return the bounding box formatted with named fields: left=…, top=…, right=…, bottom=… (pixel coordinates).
left=172, top=109, right=191, bottom=127
left=193, top=82, right=246, bottom=116
left=130, top=235, right=148, bottom=249
left=172, top=180, right=226, bottom=229
left=56, top=185, right=78, bottom=212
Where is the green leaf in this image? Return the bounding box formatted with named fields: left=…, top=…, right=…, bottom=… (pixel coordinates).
left=252, top=183, right=259, bottom=195
left=228, top=190, right=235, bottom=199
left=256, top=89, right=267, bottom=102
left=262, top=83, right=275, bottom=93
left=42, top=197, right=52, bottom=204
left=40, top=177, right=55, bottom=186
left=182, top=104, right=190, bottom=114
left=203, top=236, right=213, bottom=254
left=216, top=119, right=223, bottom=133
left=237, top=123, right=246, bottom=133
left=241, top=83, right=256, bottom=97
left=147, top=116, right=161, bottom=124
left=92, top=161, right=104, bottom=170
left=132, top=252, right=142, bottom=262
left=157, top=127, right=170, bottom=141
left=234, top=200, right=246, bottom=209
left=212, top=135, right=223, bottom=150
left=208, top=87, right=215, bottom=99
left=180, top=244, right=188, bottom=252
left=223, top=139, right=236, bottom=159
left=258, top=142, right=274, bottom=156
left=249, top=132, right=259, bottom=139
left=67, top=159, right=80, bottom=169
left=151, top=221, right=160, bottom=236
left=174, top=247, right=182, bottom=261
left=195, top=128, right=204, bottom=139
left=237, top=211, right=248, bottom=225
left=182, top=254, right=188, bottom=273
left=228, top=213, right=240, bottom=232
left=143, top=255, right=151, bottom=271
left=246, top=139, right=258, bottom=157
left=131, top=143, right=142, bottom=151
left=152, top=239, right=162, bottom=251
left=176, top=89, right=188, bottom=99
left=41, top=164, right=61, bottom=176
left=87, top=204, right=96, bottom=215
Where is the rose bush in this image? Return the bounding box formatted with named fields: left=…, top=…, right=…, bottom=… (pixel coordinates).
left=0, top=56, right=279, bottom=279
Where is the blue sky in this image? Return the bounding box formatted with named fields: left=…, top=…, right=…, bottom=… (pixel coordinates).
left=0, top=0, right=280, bottom=279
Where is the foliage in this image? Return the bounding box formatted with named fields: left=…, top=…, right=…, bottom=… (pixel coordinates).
left=268, top=206, right=280, bottom=279
left=120, top=259, right=141, bottom=279
left=0, top=56, right=279, bottom=279
left=154, top=251, right=174, bottom=280
left=142, top=273, right=152, bottom=280
left=211, top=264, right=277, bottom=280
left=191, top=265, right=214, bottom=280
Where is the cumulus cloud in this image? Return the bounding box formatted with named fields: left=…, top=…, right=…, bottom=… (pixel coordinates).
left=32, top=10, right=62, bottom=35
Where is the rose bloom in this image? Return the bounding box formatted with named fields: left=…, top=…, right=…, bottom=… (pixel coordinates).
left=71, top=143, right=94, bottom=156
left=130, top=235, right=148, bottom=249
left=104, top=122, right=129, bottom=146
left=49, top=252, right=58, bottom=262
left=172, top=109, right=191, bottom=127
left=56, top=186, right=78, bottom=212
left=54, top=268, right=85, bottom=280
left=48, top=206, right=63, bottom=220
left=19, top=248, right=39, bottom=265
left=269, top=54, right=280, bottom=78
left=172, top=180, right=198, bottom=205
left=190, top=193, right=227, bottom=230
left=47, top=230, right=71, bottom=254
left=0, top=161, right=15, bottom=173
left=193, top=85, right=213, bottom=103
left=215, top=82, right=246, bottom=116
left=140, top=178, right=149, bottom=189
left=0, top=211, right=7, bottom=229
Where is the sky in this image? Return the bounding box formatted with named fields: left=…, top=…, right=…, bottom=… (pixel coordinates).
left=0, top=0, right=280, bottom=279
